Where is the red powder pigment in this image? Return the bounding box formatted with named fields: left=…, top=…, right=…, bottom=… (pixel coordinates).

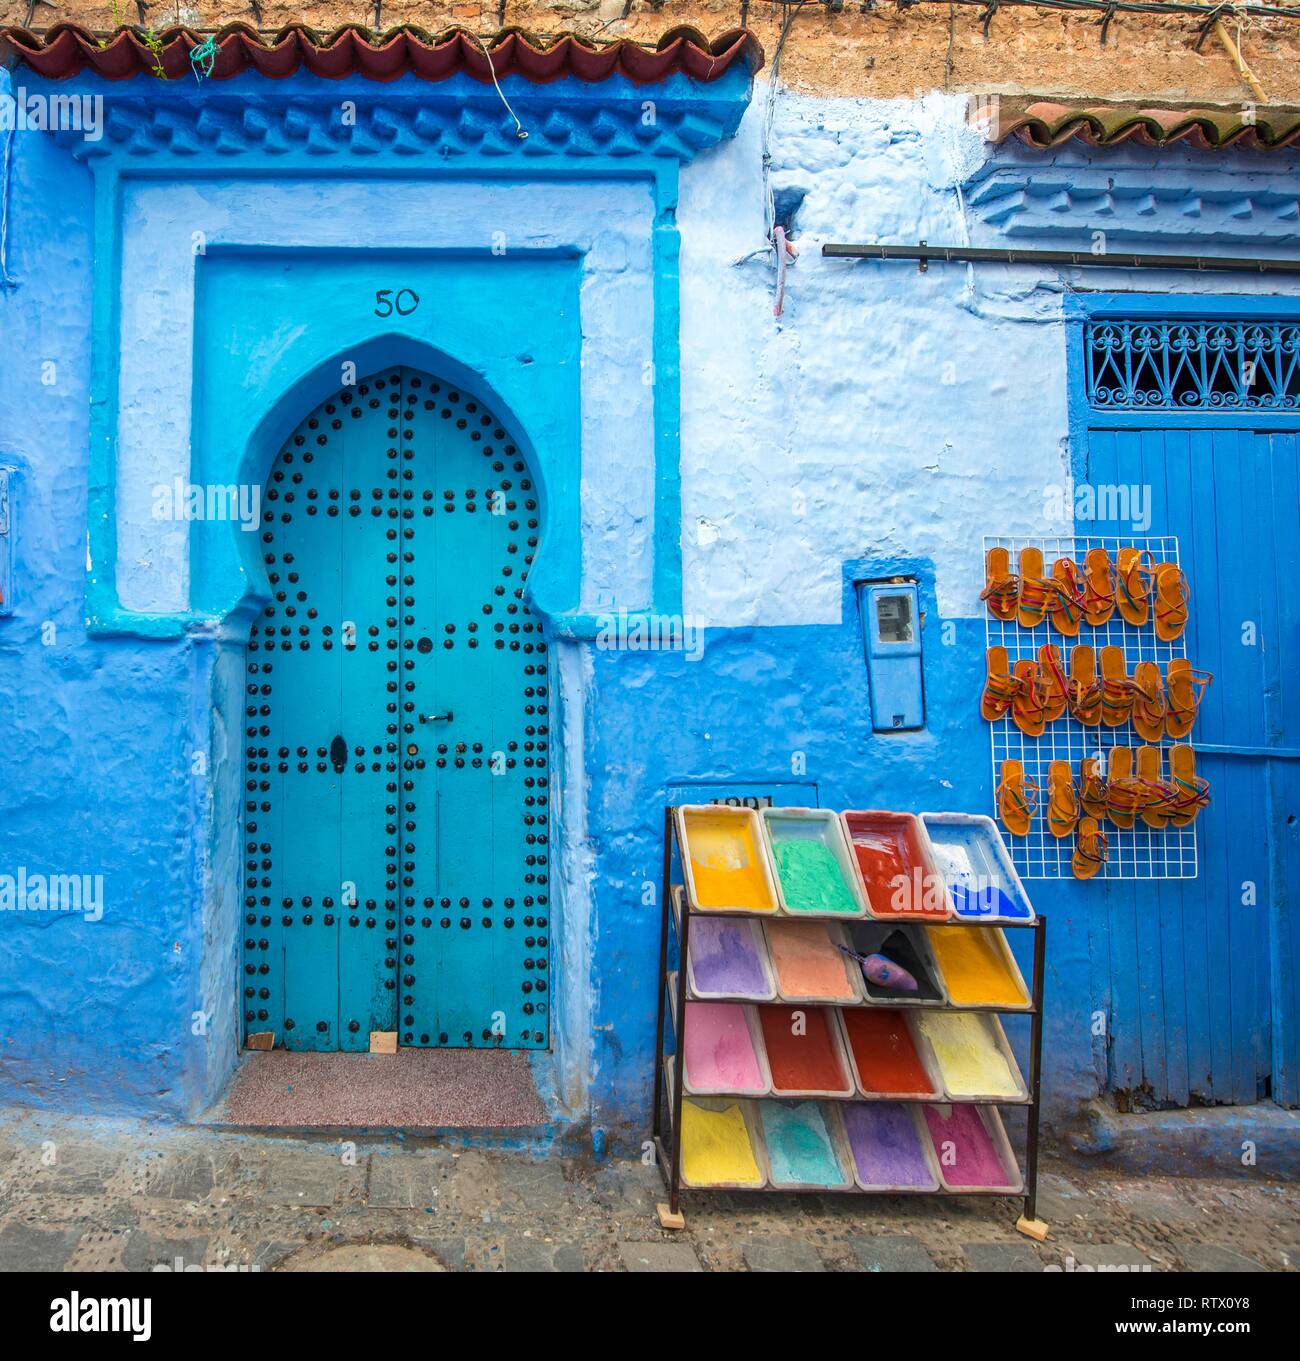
left=841, top=1009, right=938, bottom=1097
left=758, top=1006, right=852, bottom=1095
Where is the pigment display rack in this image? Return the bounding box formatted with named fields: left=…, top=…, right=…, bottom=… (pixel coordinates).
left=651, top=805, right=1047, bottom=1235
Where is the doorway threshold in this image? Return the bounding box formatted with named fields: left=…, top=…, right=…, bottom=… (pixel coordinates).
left=212, top=1049, right=548, bottom=1133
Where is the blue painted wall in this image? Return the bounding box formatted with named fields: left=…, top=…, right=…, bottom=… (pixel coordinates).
left=1, top=67, right=1297, bottom=1167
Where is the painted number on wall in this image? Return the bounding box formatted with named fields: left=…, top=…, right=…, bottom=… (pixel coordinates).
left=374, top=288, right=420, bottom=318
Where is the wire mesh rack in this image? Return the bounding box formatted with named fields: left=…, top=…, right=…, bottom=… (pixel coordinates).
left=983, top=534, right=1197, bottom=881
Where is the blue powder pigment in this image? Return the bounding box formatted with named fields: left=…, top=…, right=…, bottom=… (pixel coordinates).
left=760, top=1101, right=850, bottom=1188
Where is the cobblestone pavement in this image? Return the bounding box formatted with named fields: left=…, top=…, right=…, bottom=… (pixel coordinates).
left=0, top=1110, right=1296, bottom=1272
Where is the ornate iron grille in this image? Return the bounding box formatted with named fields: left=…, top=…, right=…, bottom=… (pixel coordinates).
left=1085, top=319, right=1300, bottom=412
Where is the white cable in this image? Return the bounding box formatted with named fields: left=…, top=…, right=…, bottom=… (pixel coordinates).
left=478, top=36, right=528, bottom=140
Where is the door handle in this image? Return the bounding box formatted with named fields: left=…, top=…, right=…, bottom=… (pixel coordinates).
left=419, top=711, right=454, bottom=723
left=330, top=734, right=347, bottom=773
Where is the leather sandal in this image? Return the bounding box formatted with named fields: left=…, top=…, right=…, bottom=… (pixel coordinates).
left=1099, top=645, right=1133, bottom=728
left=980, top=646, right=1021, bottom=721
left=1038, top=643, right=1068, bottom=723
left=1080, top=755, right=1108, bottom=818
left=1072, top=817, right=1108, bottom=880
left=1136, top=744, right=1173, bottom=829
left=997, top=759, right=1039, bottom=837
left=1165, top=660, right=1213, bottom=740
left=1116, top=547, right=1155, bottom=627
left=1166, top=745, right=1211, bottom=828
left=981, top=546, right=1020, bottom=622
left=1017, top=547, right=1051, bottom=629
left=1130, top=661, right=1167, bottom=743
left=1105, top=746, right=1143, bottom=829
left=1047, top=760, right=1080, bottom=838
left=1082, top=547, right=1116, bottom=626
left=1047, top=557, right=1087, bottom=637
left=1011, top=659, right=1048, bottom=737
left=1153, top=562, right=1191, bottom=643
left=1068, top=645, right=1102, bottom=727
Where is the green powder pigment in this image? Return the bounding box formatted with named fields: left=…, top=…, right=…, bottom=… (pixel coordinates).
left=771, top=838, right=858, bottom=914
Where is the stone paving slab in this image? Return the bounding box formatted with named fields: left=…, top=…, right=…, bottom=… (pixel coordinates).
left=0, top=1109, right=1294, bottom=1273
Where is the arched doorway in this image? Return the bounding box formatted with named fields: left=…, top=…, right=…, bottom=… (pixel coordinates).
left=242, top=366, right=550, bottom=1052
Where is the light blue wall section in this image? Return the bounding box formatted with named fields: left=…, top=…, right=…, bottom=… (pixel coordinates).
left=1, top=67, right=1297, bottom=1166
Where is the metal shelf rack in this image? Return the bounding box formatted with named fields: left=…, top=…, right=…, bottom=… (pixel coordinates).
left=650, top=806, right=1048, bottom=1230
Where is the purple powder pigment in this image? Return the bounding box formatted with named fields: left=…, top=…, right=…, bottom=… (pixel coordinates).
left=922, top=1103, right=1013, bottom=1188
left=842, top=1102, right=936, bottom=1189
left=690, top=917, right=768, bottom=996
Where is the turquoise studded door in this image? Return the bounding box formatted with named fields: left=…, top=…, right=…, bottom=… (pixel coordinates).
left=243, top=366, right=550, bottom=1052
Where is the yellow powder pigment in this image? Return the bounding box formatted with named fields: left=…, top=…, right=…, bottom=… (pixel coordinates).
left=926, top=926, right=1028, bottom=1007
left=683, top=811, right=776, bottom=912
left=915, top=1012, right=1021, bottom=1099
left=680, top=1099, right=765, bottom=1187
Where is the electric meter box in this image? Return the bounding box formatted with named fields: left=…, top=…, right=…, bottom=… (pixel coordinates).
left=856, top=579, right=924, bottom=732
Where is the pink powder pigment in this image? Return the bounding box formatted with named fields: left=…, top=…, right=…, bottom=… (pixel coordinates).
left=682, top=1003, right=766, bottom=1094
left=922, top=1103, right=1013, bottom=1188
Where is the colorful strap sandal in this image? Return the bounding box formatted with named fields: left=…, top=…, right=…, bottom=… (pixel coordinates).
left=1038, top=643, right=1068, bottom=723
left=1166, top=745, right=1211, bottom=828
left=1165, top=659, right=1213, bottom=740
left=1135, top=744, right=1174, bottom=829
left=1068, top=645, right=1102, bottom=727
left=997, top=759, right=1039, bottom=837
left=1046, top=557, right=1087, bottom=637
left=1072, top=817, right=1109, bottom=880
left=1017, top=547, right=1051, bottom=629
left=981, top=646, right=1021, bottom=721
left=1080, top=755, right=1108, bottom=818
left=1010, top=659, right=1048, bottom=737
left=1153, top=562, right=1191, bottom=643
left=1099, top=645, right=1134, bottom=728
left=1082, top=547, right=1116, bottom=626
left=1047, top=760, right=1080, bottom=838
left=1130, top=661, right=1167, bottom=743
left=1105, top=746, right=1143, bottom=829
left=981, top=547, right=1021, bottom=622
left=1116, top=547, right=1155, bottom=627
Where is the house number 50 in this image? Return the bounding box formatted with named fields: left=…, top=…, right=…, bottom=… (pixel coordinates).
left=374, top=288, right=420, bottom=317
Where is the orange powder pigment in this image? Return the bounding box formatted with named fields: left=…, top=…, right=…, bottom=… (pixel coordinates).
left=765, top=921, right=857, bottom=1001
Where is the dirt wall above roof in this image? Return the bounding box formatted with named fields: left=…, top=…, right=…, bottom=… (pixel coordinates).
left=3, top=3, right=1300, bottom=106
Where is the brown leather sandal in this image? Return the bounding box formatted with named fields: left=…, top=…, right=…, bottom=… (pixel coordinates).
left=1082, top=547, right=1116, bottom=626
left=1038, top=643, right=1068, bottom=723
left=1130, top=661, right=1167, bottom=743
left=1105, top=746, right=1143, bottom=829
left=981, top=547, right=1021, bottom=622
left=1153, top=562, right=1190, bottom=643
left=981, top=645, right=1020, bottom=721
left=1010, top=659, right=1048, bottom=737
left=1166, top=745, right=1211, bottom=828
left=1017, top=547, right=1051, bottom=629
left=1136, top=744, right=1173, bottom=829
left=1116, top=547, right=1155, bottom=627
left=1068, top=645, right=1102, bottom=727
left=1080, top=755, right=1108, bottom=818
left=1165, top=659, right=1213, bottom=740
left=1100, top=645, right=1133, bottom=728
left=1046, top=557, right=1086, bottom=637
left=1072, top=817, right=1109, bottom=880
left=997, top=759, right=1039, bottom=837
left=1047, top=760, right=1080, bottom=838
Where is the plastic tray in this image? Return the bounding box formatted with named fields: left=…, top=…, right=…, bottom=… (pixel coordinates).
left=909, top=1010, right=1028, bottom=1103
left=758, top=1099, right=856, bottom=1191
left=841, top=920, right=949, bottom=1007
left=920, top=813, right=1035, bottom=924
left=839, top=810, right=953, bottom=921
left=922, top=1102, right=1024, bottom=1194
left=760, top=807, right=869, bottom=918
left=671, top=1081, right=771, bottom=1190
left=925, top=923, right=1032, bottom=1010
left=676, top=805, right=780, bottom=914
left=836, top=1006, right=943, bottom=1100
left=669, top=994, right=772, bottom=1097
left=764, top=919, right=865, bottom=1005
left=836, top=1101, right=943, bottom=1193
left=674, top=887, right=778, bottom=1001
left=756, top=1003, right=856, bottom=1097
